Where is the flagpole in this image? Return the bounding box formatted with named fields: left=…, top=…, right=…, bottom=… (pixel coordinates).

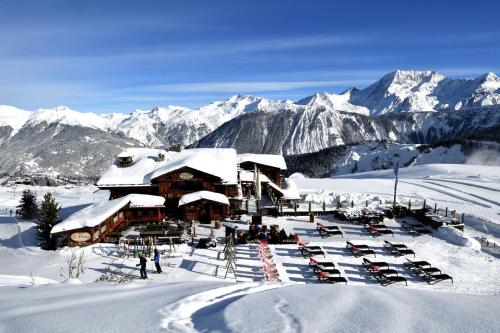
left=393, top=161, right=399, bottom=208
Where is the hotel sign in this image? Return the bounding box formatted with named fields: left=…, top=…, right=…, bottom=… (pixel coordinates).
left=179, top=172, right=194, bottom=180
left=70, top=232, right=91, bottom=242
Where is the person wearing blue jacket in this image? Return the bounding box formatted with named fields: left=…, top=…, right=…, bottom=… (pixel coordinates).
left=152, top=248, right=162, bottom=273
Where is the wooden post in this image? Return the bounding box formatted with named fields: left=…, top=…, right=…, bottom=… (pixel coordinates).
left=408, top=200, right=411, bottom=211
left=308, top=202, right=311, bottom=213
left=434, top=203, right=437, bottom=213
left=445, top=207, right=448, bottom=217
left=452, top=210, right=456, bottom=218
left=365, top=200, right=368, bottom=208
left=294, top=201, right=297, bottom=217
left=323, top=201, right=326, bottom=212
left=280, top=202, right=283, bottom=216
left=246, top=199, right=249, bottom=212
left=423, top=199, right=426, bottom=210
left=461, top=213, right=464, bottom=224
left=351, top=200, right=354, bottom=208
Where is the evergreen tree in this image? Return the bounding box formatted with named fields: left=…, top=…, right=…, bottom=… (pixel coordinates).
left=37, top=193, right=61, bottom=250
left=17, top=189, right=38, bottom=220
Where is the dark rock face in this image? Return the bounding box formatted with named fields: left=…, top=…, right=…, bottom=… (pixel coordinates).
left=0, top=123, right=143, bottom=178
left=194, top=106, right=500, bottom=155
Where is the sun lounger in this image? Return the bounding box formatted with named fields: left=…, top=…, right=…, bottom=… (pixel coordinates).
left=309, top=257, right=335, bottom=268
left=316, top=271, right=348, bottom=285
left=378, top=274, right=408, bottom=286
left=404, top=258, right=432, bottom=270
left=362, top=258, right=390, bottom=270
left=346, top=241, right=376, bottom=257
left=402, top=221, right=433, bottom=237
left=367, top=224, right=394, bottom=238
left=415, top=267, right=441, bottom=275
left=383, top=241, right=416, bottom=257
left=313, top=266, right=342, bottom=276
left=299, top=242, right=325, bottom=258
left=423, top=273, right=453, bottom=284
left=316, top=223, right=344, bottom=238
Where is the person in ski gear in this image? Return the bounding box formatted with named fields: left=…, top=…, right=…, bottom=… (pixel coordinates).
left=136, top=253, right=148, bottom=279
left=152, top=248, right=162, bottom=273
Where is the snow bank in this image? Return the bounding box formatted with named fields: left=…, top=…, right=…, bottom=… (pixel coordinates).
left=0, top=275, right=57, bottom=287
left=223, top=284, right=500, bottom=333
left=178, top=191, right=229, bottom=206
left=436, top=226, right=482, bottom=250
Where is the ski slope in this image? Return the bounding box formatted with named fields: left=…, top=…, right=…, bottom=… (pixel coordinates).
left=0, top=164, right=499, bottom=332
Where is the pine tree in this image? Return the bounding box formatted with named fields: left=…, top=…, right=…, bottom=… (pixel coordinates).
left=37, top=192, right=61, bottom=250
left=17, top=189, right=38, bottom=220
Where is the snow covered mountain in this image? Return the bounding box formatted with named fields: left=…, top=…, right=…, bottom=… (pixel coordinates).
left=115, top=95, right=285, bottom=147
left=296, top=91, right=369, bottom=115
left=349, top=70, right=500, bottom=115
left=0, top=71, right=499, bottom=178
left=0, top=105, right=31, bottom=144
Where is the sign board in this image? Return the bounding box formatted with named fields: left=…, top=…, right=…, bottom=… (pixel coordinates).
left=70, top=232, right=91, bottom=242
left=179, top=172, right=194, bottom=180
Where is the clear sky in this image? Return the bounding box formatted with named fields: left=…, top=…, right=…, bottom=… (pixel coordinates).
left=1, top=0, right=499, bottom=113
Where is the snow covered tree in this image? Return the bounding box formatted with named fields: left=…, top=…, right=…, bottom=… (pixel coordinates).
left=17, top=189, right=38, bottom=220
left=36, top=192, right=61, bottom=250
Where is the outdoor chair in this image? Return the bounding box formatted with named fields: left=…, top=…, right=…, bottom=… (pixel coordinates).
left=316, top=271, right=348, bottom=285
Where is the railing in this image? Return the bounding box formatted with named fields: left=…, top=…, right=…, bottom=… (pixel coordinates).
left=480, top=237, right=498, bottom=249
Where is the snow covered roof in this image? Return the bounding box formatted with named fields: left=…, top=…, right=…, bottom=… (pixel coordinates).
left=51, top=194, right=165, bottom=234
left=97, top=148, right=174, bottom=187
left=238, top=153, right=287, bottom=170
left=151, top=148, right=238, bottom=183
left=178, top=191, right=229, bottom=206
left=98, top=148, right=237, bottom=187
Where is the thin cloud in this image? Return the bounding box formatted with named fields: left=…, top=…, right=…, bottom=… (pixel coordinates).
left=146, top=79, right=374, bottom=93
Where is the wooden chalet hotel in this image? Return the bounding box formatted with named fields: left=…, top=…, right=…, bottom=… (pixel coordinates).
left=51, top=148, right=298, bottom=246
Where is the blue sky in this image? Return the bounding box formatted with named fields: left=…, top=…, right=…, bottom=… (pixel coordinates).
left=1, top=0, right=499, bottom=113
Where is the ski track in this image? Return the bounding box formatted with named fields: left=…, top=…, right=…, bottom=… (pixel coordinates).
left=422, top=181, right=500, bottom=207
left=160, top=282, right=284, bottom=333
left=428, top=179, right=500, bottom=193
left=400, top=180, right=492, bottom=208
left=275, top=299, right=302, bottom=333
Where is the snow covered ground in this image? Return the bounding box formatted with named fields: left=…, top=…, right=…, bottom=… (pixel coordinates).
left=0, top=164, right=499, bottom=332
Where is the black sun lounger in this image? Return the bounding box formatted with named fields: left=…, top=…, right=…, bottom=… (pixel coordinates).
left=309, top=257, right=335, bottom=268
left=346, top=242, right=376, bottom=257
left=424, top=273, right=454, bottom=284
left=366, top=225, right=394, bottom=238
left=404, top=258, right=432, bottom=270
left=402, top=221, right=433, bottom=237
left=317, top=271, right=348, bottom=285
left=362, top=258, right=390, bottom=270
left=299, top=242, right=325, bottom=258
left=378, top=274, right=408, bottom=286
left=317, top=223, right=344, bottom=238
left=313, top=266, right=342, bottom=276
left=415, top=267, right=441, bottom=276
left=383, top=241, right=416, bottom=257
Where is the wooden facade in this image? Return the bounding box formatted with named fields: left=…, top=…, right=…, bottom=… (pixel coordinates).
left=152, top=166, right=237, bottom=221
left=59, top=205, right=165, bottom=247
left=181, top=199, right=228, bottom=223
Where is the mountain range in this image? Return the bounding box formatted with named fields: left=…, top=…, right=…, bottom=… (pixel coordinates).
left=0, top=70, right=499, bottom=178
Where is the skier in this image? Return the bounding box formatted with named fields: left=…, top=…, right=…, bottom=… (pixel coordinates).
left=152, top=248, right=162, bottom=273
left=9, top=209, right=13, bottom=217
left=136, top=253, right=148, bottom=279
